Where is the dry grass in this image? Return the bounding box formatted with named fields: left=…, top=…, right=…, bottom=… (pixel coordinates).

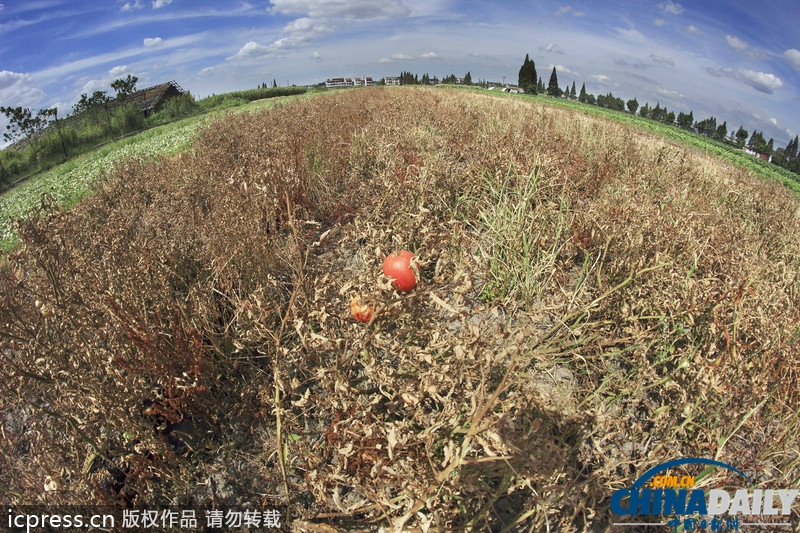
left=1, top=87, right=799, bottom=531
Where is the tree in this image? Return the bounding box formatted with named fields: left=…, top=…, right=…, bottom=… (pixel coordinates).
left=578, top=83, right=587, bottom=103
left=110, top=74, right=138, bottom=99
left=399, top=71, right=417, bottom=85
left=38, top=107, right=68, bottom=160
left=626, top=97, right=639, bottom=114
left=273, top=79, right=278, bottom=88
left=639, top=102, right=651, bottom=118
left=0, top=106, right=48, bottom=146
left=785, top=135, right=798, bottom=160
left=570, top=81, right=576, bottom=100
left=715, top=121, right=728, bottom=142
left=651, top=102, right=664, bottom=122
left=74, top=90, right=113, bottom=135
left=735, top=126, right=749, bottom=147
left=695, top=116, right=717, bottom=137
left=676, top=111, right=694, bottom=130
left=546, top=66, right=561, bottom=97
left=464, top=71, right=472, bottom=85
left=518, top=54, right=537, bottom=94
left=747, top=130, right=768, bottom=154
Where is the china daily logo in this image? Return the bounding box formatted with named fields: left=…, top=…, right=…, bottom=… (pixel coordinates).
left=612, top=458, right=798, bottom=531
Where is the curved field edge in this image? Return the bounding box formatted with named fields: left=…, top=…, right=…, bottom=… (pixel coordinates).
left=440, top=84, right=800, bottom=195
left=0, top=93, right=315, bottom=253
left=1, top=87, right=799, bottom=531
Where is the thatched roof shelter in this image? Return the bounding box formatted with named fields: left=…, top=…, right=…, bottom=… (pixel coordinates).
left=123, top=81, right=185, bottom=116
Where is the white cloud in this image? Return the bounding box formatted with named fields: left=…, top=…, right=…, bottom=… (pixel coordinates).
left=253, top=1, right=415, bottom=61
left=653, top=18, right=667, bottom=27
left=49, top=101, right=71, bottom=115
left=650, top=53, right=674, bottom=66
left=554, top=5, right=584, bottom=16
left=707, top=67, right=783, bottom=94
left=770, top=118, right=778, bottom=126
left=657, top=86, right=683, bottom=99
left=81, top=78, right=108, bottom=94
left=311, top=50, right=321, bottom=59
left=592, top=74, right=610, bottom=83
left=658, top=1, right=684, bottom=15
left=0, top=70, right=29, bottom=91
left=785, top=49, right=800, bottom=73
left=278, top=16, right=334, bottom=45
left=120, top=0, right=143, bottom=11
left=725, top=34, right=748, bottom=51
left=227, top=41, right=272, bottom=60
left=420, top=52, right=438, bottom=59
left=614, top=28, right=646, bottom=43
left=686, top=25, right=702, bottom=35
left=737, top=71, right=782, bottom=94
left=549, top=64, right=574, bottom=75
left=152, top=0, right=172, bottom=8
left=108, top=65, right=131, bottom=77
left=268, top=0, right=410, bottom=20
left=539, top=43, right=565, bottom=54
left=143, top=37, right=163, bottom=48
left=378, top=52, right=415, bottom=63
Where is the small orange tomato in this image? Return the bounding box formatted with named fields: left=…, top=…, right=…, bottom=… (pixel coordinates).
left=349, top=296, right=374, bottom=323
left=382, top=250, right=418, bottom=292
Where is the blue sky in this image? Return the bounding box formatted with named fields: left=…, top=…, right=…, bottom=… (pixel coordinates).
left=1, top=0, right=799, bottom=147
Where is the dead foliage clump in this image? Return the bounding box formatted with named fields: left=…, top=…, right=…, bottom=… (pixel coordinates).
left=1, top=87, right=799, bottom=531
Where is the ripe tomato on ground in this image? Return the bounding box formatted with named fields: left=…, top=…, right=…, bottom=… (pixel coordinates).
left=382, top=250, right=418, bottom=292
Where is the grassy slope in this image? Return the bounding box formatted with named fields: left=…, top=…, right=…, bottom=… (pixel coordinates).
left=1, top=87, right=798, bottom=531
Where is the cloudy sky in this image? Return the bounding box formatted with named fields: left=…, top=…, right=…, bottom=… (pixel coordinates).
left=1, top=0, right=799, bottom=147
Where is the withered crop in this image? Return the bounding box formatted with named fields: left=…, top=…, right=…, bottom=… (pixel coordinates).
left=1, top=87, right=799, bottom=531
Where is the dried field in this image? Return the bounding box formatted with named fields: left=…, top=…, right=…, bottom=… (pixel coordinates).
left=1, top=87, right=799, bottom=531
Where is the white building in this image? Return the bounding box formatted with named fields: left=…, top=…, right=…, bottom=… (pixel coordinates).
left=326, top=77, right=376, bottom=88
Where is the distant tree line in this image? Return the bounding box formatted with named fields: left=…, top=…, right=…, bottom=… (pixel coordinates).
left=398, top=70, right=489, bottom=87
left=389, top=57, right=800, bottom=177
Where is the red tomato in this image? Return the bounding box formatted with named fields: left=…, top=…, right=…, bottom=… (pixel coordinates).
left=382, top=250, right=418, bottom=292
left=349, top=296, right=374, bottom=323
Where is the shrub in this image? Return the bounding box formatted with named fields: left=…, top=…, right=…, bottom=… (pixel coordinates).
left=111, top=103, right=146, bottom=135
left=147, top=92, right=201, bottom=127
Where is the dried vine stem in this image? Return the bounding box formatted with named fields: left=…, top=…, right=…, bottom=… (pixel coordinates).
left=270, top=192, right=310, bottom=523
